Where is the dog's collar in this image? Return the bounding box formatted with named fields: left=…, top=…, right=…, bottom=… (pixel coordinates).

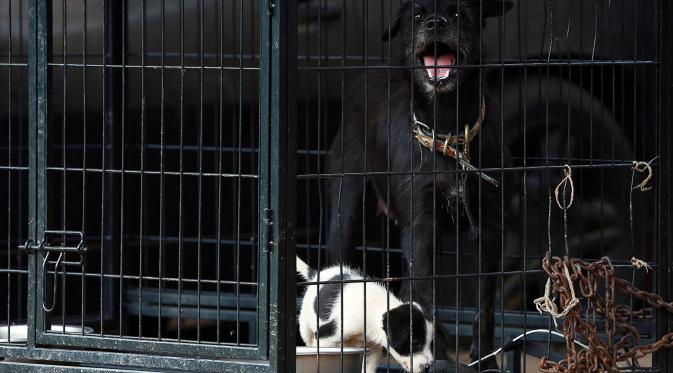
left=411, top=98, right=499, bottom=187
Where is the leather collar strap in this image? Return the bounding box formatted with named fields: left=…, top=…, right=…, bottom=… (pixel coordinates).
left=411, top=98, right=499, bottom=187
left=412, top=97, right=486, bottom=160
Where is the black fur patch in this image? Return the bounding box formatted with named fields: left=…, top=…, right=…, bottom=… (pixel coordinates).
left=381, top=304, right=427, bottom=356
left=315, top=320, right=338, bottom=339
left=313, top=273, right=353, bottom=321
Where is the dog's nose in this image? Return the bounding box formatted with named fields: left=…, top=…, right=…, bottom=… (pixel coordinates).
left=425, top=16, right=447, bottom=30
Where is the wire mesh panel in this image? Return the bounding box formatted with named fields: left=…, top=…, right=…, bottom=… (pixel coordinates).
left=0, top=0, right=30, bottom=347
left=25, top=0, right=270, bottom=362
left=294, top=0, right=668, bottom=372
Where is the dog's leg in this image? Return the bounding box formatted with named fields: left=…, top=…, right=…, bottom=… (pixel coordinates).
left=398, top=199, right=451, bottom=360
left=326, top=174, right=365, bottom=267
left=362, top=348, right=382, bottom=373
left=398, top=194, right=435, bottom=310
left=469, top=227, right=498, bottom=369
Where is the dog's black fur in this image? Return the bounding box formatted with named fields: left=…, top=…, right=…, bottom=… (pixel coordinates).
left=326, top=0, right=512, bottom=368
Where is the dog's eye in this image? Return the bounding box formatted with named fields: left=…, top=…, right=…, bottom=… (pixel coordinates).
left=414, top=13, right=424, bottom=22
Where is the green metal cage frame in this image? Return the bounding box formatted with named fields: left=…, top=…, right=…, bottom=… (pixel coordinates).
left=0, top=0, right=297, bottom=371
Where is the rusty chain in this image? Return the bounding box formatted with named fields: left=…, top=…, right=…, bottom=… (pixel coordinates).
left=537, top=251, right=673, bottom=372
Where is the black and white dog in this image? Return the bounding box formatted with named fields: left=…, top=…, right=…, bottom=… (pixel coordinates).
left=297, top=256, right=434, bottom=373
left=326, top=0, right=512, bottom=367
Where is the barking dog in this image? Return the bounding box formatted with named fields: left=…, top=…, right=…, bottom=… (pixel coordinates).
left=297, top=257, right=434, bottom=373
left=326, top=0, right=512, bottom=368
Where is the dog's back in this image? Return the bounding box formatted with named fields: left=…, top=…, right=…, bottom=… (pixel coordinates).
left=296, top=257, right=394, bottom=348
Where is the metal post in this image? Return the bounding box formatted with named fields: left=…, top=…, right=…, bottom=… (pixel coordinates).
left=27, top=0, right=49, bottom=348
left=261, top=0, right=297, bottom=370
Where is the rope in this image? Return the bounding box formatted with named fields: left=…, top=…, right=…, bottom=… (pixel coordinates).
left=631, top=159, right=655, bottom=192
left=554, top=164, right=575, bottom=209
left=630, top=257, right=652, bottom=273
left=534, top=262, right=580, bottom=328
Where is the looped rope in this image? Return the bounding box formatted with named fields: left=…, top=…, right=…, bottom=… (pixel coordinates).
left=631, top=257, right=652, bottom=273
left=534, top=263, right=580, bottom=328
left=534, top=278, right=561, bottom=327
left=631, top=160, right=654, bottom=192
left=554, top=164, right=575, bottom=210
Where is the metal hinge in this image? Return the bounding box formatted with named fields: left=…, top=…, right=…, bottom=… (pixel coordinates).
left=20, top=230, right=87, bottom=312
left=263, top=208, right=275, bottom=252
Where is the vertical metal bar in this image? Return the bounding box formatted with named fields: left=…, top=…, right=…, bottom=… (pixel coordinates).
left=5, top=0, right=13, bottom=344
left=28, top=0, right=49, bottom=347
left=236, top=0, right=244, bottom=346
left=521, top=0, right=529, bottom=364
left=118, top=0, right=127, bottom=338
left=361, top=0, right=368, bottom=367
left=61, top=0, right=68, bottom=333
left=258, top=0, right=271, bottom=358
left=498, top=0, right=507, bottom=367
left=138, top=0, right=145, bottom=340
left=100, top=0, right=108, bottom=336
left=215, top=0, right=224, bottom=345
left=177, top=0, right=184, bottom=342
left=384, top=0, right=391, bottom=368
left=339, top=0, right=345, bottom=368
left=80, top=0, right=88, bottom=336
left=157, top=0, right=165, bottom=341
left=316, top=0, right=324, bottom=367
left=196, top=0, right=204, bottom=344
left=262, top=0, right=296, bottom=369
left=453, top=0, right=461, bottom=368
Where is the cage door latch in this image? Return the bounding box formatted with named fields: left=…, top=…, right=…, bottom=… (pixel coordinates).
left=20, top=231, right=88, bottom=312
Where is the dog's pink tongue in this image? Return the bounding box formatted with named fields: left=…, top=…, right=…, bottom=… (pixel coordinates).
left=423, top=54, right=454, bottom=79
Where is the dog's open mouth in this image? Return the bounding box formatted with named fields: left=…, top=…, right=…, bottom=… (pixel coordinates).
left=420, top=42, right=455, bottom=81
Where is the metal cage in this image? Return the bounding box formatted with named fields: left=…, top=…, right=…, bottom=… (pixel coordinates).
left=0, top=0, right=672, bottom=372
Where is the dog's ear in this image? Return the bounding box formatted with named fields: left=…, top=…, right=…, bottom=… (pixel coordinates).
left=482, top=0, right=514, bottom=19
left=381, top=304, right=428, bottom=355
left=381, top=305, right=412, bottom=354
left=381, top=1, right=413, bottom=41
left=381, top=16, right=402, bottom=41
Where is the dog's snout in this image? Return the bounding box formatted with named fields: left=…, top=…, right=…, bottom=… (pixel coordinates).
left=425, top=16, right=447, bottom=31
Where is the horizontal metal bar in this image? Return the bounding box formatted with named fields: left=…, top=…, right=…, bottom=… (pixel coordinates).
left=297, top=161, right=651, bottom=179
left=47, top=63, right=260, bottom=71
left=0, top=345, right=271, bottom=372
left=38, top=333, right=260, bottom=361
left=0, top=362, right=145, bottom=373
left=28, top=245, right=85, bottom=254
left=297, top=59, right=660, bottom=71
left=0, top=166, right=29, bottom=171
left=0, top=269, right=29, bottom=274
left=296, top=269, right=547, bottom=285
left=45, top=167, right=258, bottom=179
left=52, top=271, right=259, bottom=287
left=0, top=62, right=29, bottom=67
left=121, top=235, right=257, bottom=247
left=437, top=307, right=656, bottom=335
left=124, top=303, right=256, bottom=325
left=296, top=261, right=649, bottom=286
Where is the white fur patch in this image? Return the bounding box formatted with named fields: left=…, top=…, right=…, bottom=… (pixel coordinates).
left=297, top=259, right=435, bottom=372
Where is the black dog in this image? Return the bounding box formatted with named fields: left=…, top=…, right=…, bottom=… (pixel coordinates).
left=326, top=0, right=512, bottom=369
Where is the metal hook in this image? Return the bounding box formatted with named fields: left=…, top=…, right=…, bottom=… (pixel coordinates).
left=42, top=251, right=64, bottom=312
